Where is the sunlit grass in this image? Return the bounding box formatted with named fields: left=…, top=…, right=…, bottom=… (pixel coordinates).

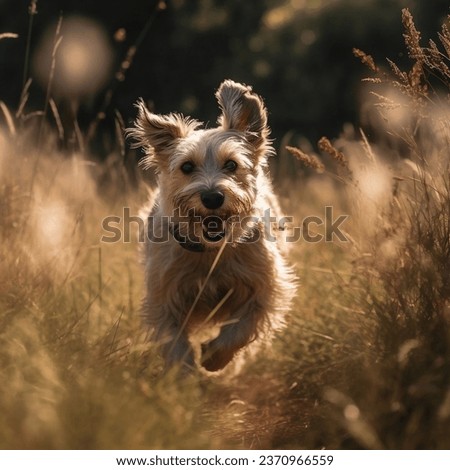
left=0, top=7, right=449, bottom=450
left=0, top=141, right=220, bottom=449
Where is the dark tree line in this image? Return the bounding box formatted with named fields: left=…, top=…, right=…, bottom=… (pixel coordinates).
left=0, top=0, right=448, bottom=154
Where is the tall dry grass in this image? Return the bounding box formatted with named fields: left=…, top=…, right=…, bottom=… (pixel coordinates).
left=0, top=7, right=449, bottom=450
left=279, top=8, right=450, bottom=449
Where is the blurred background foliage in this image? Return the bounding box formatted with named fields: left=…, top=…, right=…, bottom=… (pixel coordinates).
left=1, top=0, right=449, bottom=155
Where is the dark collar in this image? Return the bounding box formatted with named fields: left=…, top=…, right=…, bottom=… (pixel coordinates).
left=169, top=226, right=206, bottom=252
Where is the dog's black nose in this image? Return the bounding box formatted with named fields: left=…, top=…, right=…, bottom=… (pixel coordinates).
left=201, top=190, right=225, bottom=209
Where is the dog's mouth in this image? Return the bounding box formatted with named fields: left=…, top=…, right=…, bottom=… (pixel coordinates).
left=202, top=216, right=226, bottom=243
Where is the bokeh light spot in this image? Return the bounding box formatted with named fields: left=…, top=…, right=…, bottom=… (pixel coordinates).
left=33, top=16, right=113, bottom=98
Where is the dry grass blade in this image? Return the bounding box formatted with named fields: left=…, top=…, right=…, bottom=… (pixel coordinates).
left=195, top=288, right=235, bottom=334
left=359, top=128, right=376, bottom=163
left=409, top=60, right=422, bottom=85
left=427, top=39, right=450, bottom=79
left=386, top=58, right=408, bottom=83
left=402, top=8, right=424, bottom=61
left=49, top=98, right=64, bottom=141
left=87, top=3, right=164, bottom=143
left=286, top=145, right=325, bottom=173
left=114, top=110, right=126, bottom=158
left=438, top=21, right=450, bottom=58
left=318, top=136, right=349, bottom=168
left=109, top=308, right=125, bottom=356
left=353, top=48, right=378, bottom=72
left=0, top=101, right=16, bottom=135
left=170, top=233, right=231, bottom=357
left=73, top=119, right=85, bottom=153
left=39, top=15, right=63, bottom=147
left=0, top=33, right=19, bottom=40
left=22, top=0, right=38, bottom=88
left=16, top=78, right=32, bottom=119
left=369, top=91, right=399, bottom=109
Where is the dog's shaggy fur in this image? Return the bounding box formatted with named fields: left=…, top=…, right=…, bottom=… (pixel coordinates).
left=129, top=80, right=296, bottom=372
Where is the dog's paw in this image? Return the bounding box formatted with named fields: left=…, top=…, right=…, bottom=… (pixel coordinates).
left=200, top=342, right=234, bottom=372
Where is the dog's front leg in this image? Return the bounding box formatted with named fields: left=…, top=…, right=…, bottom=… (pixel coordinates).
left=148, top=307, right=196, bottom=372
left=200, top=299, right=263, bottom=372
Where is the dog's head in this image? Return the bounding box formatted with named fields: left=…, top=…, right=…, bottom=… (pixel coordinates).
left=129, top=79, right=273, bottom=249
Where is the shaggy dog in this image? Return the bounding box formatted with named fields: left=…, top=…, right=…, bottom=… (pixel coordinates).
left=129, top=80, right=296, bottom=372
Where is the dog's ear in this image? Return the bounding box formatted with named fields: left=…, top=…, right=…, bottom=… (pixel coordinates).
left=128, top=99, right=200, bottom=168
left=216, top=80, right=269, bottom=150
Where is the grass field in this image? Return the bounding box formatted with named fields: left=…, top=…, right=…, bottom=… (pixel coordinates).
left=0, top=8, right=449, bottom=449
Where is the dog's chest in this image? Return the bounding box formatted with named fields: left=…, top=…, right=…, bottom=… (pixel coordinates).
left=175, top=255, right=252, bottom=324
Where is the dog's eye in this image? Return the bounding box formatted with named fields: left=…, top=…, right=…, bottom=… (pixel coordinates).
left=223, top=160, right=238, bottom=172
left=180, top=161, right=195, bottom=174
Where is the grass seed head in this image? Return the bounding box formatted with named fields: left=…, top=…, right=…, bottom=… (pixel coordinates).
left=318, top=136, right=349, bottom=168
left=286, top=145, right=325, bottom=173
